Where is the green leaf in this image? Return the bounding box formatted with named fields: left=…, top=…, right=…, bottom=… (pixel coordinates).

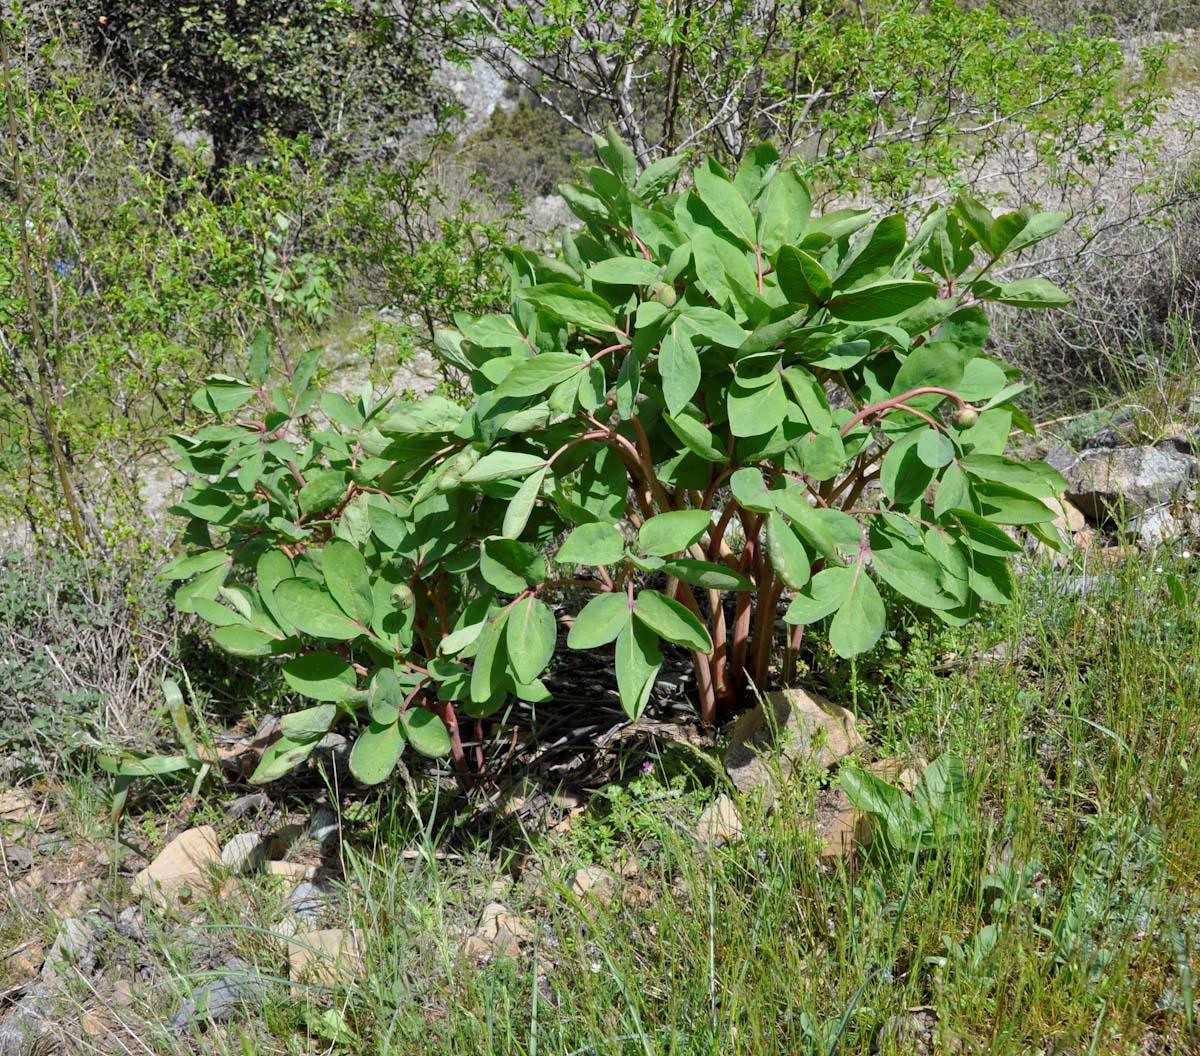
left=399, top=708, right=452, bottom=758
left=557, top=522, right=625, bottom=566
left=211, top=625, right=278, bottom=657
left=934, top=462, right=973, bottom=519
left=250, top=735, right=319, bottom=784
left=694, top=165, right=757, bottom=246
left=193, top=375, right=254, bottom=414
left=765, top=512, right=811, bottom=589
left=160, top=550, right=229, bottom=582
left=1005, top=211, right=1069, bottom=254
left=275, top=579, right=365, bottom=641
left=379, top=396, right=463, bottom=435
left=784, top=566, right=854, bottom=625
left=506, top=595, right=557, bottom=684
left=568, top=591, right=630, bottom=649
left=870, top=539, right=957, bottom=610
left=981, top=277, right=1071, bottom=308
left=349, top=720, right=405, bottom=785
left=494, top=354, right=587, bottom=399
left=588, top=256, right=662, bottom=285
left=97, top=753, right=192, bottom=778
left=634, top=589, right=712, bottom=652
left=891, top=341, right=968, bottom=396
left=664, top=412, right=726, bottom=462
left=480, top=538, right=546, bottom=592
left=829, top=564, right=885, bottom=658
left=730, top=468, right=774, bottom=513
left=638, top=510, right=712, bottom=556
left=728, top=375, right=787, bottom=438
left=659, top=559, right=754, bottom=591
left=615, top=613, right=662, bottom=720
left=635, top=153, right=687, bottom=200
left=974, top=482, right=1058, bottom=525
left=298, top=471, right=346, bottom=517
left=826, top=281, right=935, bottom=322
left=322, top=539, right=373, bottom=625
left=775, top=245, right=832, bottom=307
left=503, top=466, right=547, bottom=541
left=461, top=450, right=548, bottom=484
left=692, top=228, right=757, bottom=306
left=833, top=215, right=906, bottom=290
left=756, top=169, right=811, bottom=255
left=470, top=613, right=510, bottom=703
left=881, top=430, right=935, bottom=507
left=280, top=704, right=337, bottom=742
left=519, top=283, right=620, bottom=333
left=916, top=429, right=956, bottom=468
left=660, top=319, right=702, bottom=416
left=368, top=669, right=404, bottom=724
left=282, top=652, right=357, bottom=701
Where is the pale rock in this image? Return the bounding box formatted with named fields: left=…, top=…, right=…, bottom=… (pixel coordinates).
left=475, top=902, right=533, bottom=958
left=0, top=789, right=37, bottom=822
left=724, top=687, right=864, bottom=804
left=1041, top=495, right=1087, bottom=535
left=1127, top=505, right=1183, bottom=548
left=1064, top=445, right=1197, bottom=523
left=287, top=929, right=361, bottom=987
left=569, top=866, right=619, bottom=905
left=220, top=832, right=266, bottom=874
left=45, top=916, right=97, bottom=977
left=864, top=757, right=924, bottom=793
left=132, top=826, right=221, bottom=906
left=696, top=794, right=744, bottom=848
left=266, top=860, right=318, bottom=881
left=816, top=788, right=871, bottom=859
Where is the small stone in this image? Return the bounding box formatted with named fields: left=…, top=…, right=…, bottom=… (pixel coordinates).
left=308, top=807, right=340, bottom=850
left=569, top=866, right=619, bottom=905
left=476, top=902, right=534, bottom=958
left=132, top=827, right=221, bottom=907
left=696, top=795, right=744, bottom=848
left=1127, top=505, right=1183, bottom=548
left=312, top=733, right=350, bottom=778
left=168, top=957, right=266, bottom=1032
left=460, top=935, right=493, bottom=962
left=816, top=788, right=870, bottom=859
left=288, top=881, right=333, bottom=922
left=220, top=832, right=266, bottom=874
left=724, top=687, right=864, bottom=804
left=864, top=758, right=923, bottom=793
left=45, top=917, right=97, bottom=977
left=0, top=985, right=53, bottom=1056
left=0, top=789, right=37, bottom=823
left=1041, top=495, right=1087, bottom=534
left=287, top=929, right=361, bottom=987
left=267, top=861, right=318, bottom=881
left=111, top=980, right=134, bottom=1007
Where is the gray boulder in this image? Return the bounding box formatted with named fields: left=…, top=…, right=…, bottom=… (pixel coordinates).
left=1063, top=446, right=1197, bottom=523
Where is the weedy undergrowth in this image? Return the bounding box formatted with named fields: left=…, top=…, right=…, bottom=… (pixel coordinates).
left=163, top=131, right=1074, bottom=787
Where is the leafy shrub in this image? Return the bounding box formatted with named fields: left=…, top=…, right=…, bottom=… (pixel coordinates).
left=165, top=133, right=1072, bottom=786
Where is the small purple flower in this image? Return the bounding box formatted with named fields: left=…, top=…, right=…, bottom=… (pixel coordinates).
left=640, top=760, right=654, bottom=774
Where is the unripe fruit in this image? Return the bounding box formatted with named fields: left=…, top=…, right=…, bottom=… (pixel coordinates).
left=391, top=583, right=415, bottom=608
left=649, top=282, right=677, bottom=308
left=954, top=406, right=979, bottom=429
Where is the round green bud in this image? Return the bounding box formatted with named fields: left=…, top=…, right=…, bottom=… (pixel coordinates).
left=649, top=282, right=677, bottom=308
left=954, top=406, right=979, bottom=429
